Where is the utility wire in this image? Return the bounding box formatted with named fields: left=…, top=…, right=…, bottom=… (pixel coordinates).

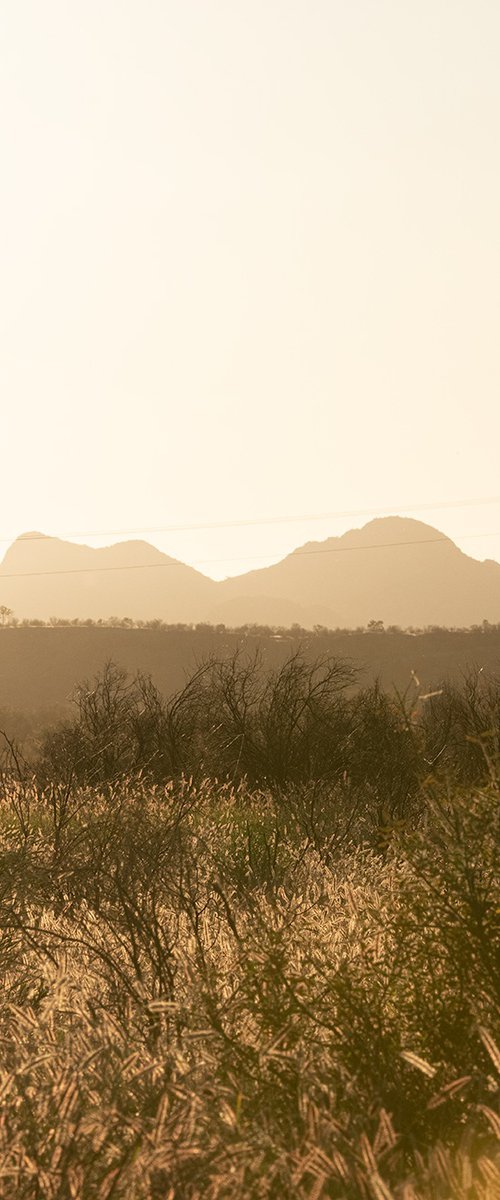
left=1, top=493, right=500, bottom=546
left=1, top=530, right=500, bottom=582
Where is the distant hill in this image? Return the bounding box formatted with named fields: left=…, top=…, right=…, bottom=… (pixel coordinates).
left=2, top=517, right=500, bottom=627
left=0, top=533, right=217, bottom=623
left=216, top=517, right=500, bottom=628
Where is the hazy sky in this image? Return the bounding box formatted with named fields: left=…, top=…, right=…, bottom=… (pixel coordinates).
left=1, top=1, right=500, bottom=578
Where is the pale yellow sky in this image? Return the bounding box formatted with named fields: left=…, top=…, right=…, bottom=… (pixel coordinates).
left=1, top=1, right=499, bottom=579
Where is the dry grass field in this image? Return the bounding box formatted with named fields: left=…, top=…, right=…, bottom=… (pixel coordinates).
left=0, top=657, right=498, bottom=1197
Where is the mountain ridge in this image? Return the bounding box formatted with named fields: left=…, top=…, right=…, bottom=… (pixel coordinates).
left=2, top=517, right=500, bottom=628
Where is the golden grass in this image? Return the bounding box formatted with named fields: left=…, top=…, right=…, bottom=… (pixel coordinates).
left=0, top=777, right=497, bottom=1197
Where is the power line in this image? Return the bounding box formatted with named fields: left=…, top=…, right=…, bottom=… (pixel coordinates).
left=1, top=529, right=500, bottom=582
left=1, top=493, right=500, bottom=547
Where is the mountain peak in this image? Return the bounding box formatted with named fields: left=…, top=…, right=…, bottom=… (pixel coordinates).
left=340, top=515, right=455, bottom=548
left=0, top=531, right=217, bottom=622
left=17, top=530, right=50, bottom=541
left=218, top=516, right=500, bottom=628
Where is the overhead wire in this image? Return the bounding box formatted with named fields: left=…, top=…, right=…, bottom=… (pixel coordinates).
left=1, top=492, right=500, bottom=547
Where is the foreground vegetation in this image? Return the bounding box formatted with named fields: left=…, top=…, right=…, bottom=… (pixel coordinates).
left=0, top=655, right=498, bottom=1197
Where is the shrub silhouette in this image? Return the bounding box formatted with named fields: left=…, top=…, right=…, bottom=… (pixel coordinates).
left=38, top=652, right=356, bottom=789
left=35, top=657, right=500, bottom=868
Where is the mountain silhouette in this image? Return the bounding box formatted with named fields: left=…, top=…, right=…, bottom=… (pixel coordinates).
left=215, top=517, right=500, bottom=628
left=0, top=533, right=217, bottom=623
left=1, top=518, right=500, bottom=627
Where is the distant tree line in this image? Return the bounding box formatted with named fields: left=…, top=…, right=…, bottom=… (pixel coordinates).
left=1, top=610, right=500, bottom=636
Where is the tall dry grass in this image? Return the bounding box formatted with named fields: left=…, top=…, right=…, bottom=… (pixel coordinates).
left=0, top=770, right=497, bottom=1198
